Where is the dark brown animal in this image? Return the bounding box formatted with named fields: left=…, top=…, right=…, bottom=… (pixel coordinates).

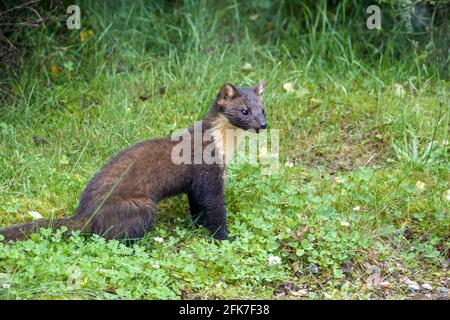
left=0, top=81, right=267, bottom=243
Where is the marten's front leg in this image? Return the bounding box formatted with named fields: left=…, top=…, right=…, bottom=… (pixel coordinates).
left=202, top=196, right=228, bottom=240
left=188, top=192, right=205, bottom=226
left=191, top=170, right=228, bottom=240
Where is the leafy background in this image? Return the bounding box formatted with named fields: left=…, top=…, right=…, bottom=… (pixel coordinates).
left=0, top=0, right=448, bottom=299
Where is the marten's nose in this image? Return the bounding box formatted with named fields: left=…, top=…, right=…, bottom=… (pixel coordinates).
left=260, top=121, right=267, bottom=129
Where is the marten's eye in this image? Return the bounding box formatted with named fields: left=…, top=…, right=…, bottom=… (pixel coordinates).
left=241, top=109, right=249, bottom=116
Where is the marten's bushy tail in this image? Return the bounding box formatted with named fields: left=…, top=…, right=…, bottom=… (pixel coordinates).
left=0, top=217, right=88, bottom=243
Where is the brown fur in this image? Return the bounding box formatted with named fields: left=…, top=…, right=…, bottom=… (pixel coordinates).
left=0, top=81, right=267, bottom=243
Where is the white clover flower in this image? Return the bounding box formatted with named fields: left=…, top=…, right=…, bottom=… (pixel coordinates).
left=152, top=264, right=160, bottom=269
left=153, top=237, right=164, bottom=243
left=241, top=62, right=253, bottom=72
left=2, top=283, right=11, bottom=289
left=335, top=177, right=345, bottom=184
left=259, top=145, right=268, bottom=157
left=415, top=181, right=426, bottom=193
left=260, top=145, right=278, bottom=159
left=340, top=221, right=350, bottom=227
left=394, top=83, right=405, bottom=98
left=28, top=211, right=43, bottom=220
left=285, top=161, right=294, bottom=168
left=442, top=140, right=448, bottom=146
left=352, top=206, right=361, bottom=211
left=283, top=82, right=295, bottom=93
left=269, top=151, right=279, bottom=159
left=267, top=255, right=281, bottom=266
left=445, top=189, right=450, bottom=202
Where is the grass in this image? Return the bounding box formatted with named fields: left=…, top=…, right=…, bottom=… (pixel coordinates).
left=0, top=0, right=449, bottom=299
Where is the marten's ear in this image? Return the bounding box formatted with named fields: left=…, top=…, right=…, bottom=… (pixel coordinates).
left=255, top=80, right=265, bottom=96
left=218, top=83, right=240, bottom=103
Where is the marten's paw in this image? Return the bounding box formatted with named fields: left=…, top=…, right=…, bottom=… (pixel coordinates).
left=213, top=233, right=237, bottom=242
left=213, top=229, right=228, bottom=241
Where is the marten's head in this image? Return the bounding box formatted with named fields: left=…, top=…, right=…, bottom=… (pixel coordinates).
left=214, top=81, right=267, bottom=132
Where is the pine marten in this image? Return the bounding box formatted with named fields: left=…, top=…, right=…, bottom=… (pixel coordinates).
left=0, top=81, right=267, bottom=243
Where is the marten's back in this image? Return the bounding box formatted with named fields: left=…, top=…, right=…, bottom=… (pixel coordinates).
left=75, top=137, right=193, bottom=218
